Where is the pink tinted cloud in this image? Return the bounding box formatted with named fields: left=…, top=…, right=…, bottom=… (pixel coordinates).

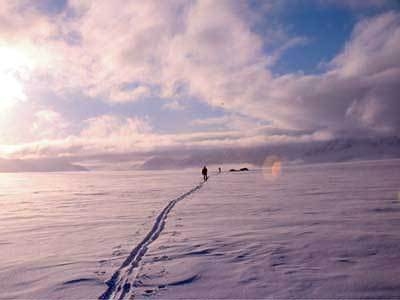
left=0, top=2, right=399, bottom=160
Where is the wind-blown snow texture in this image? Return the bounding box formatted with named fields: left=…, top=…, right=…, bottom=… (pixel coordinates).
left=0, top=170, right=200, bottom=299
left=1, top=160, right=400, bottom=299
left=132, top=160, right=400, bottom=299
left=99, top=182, right=204, bottom=300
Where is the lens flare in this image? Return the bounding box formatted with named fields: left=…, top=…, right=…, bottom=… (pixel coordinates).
left=262, top=155, right=282, bottom=181
left=271, top=160, right=281, bottom=177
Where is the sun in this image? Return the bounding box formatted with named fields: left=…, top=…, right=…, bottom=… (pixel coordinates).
left=0, top=45, right=34, bottom=110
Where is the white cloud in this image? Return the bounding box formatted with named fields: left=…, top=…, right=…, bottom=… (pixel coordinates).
left=191, top=114, right=270, bottom=133
left=0, top=0, right=276, bottom=106
left=1, top=112, right=335, bottom=159
left=0, top=2, right=399, bottom=161
left=162, top=100, right=185, bottom=111
left=190, top=117, right=228, bottom=127
left=332, top=11, right=400, bottom=78
left=81, top=115, right=151, bottom=138
left=32, top=109, right=70, bottom=138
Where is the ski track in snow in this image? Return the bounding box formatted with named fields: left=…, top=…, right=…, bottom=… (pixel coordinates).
left=99, top=180, right=206, bottom=300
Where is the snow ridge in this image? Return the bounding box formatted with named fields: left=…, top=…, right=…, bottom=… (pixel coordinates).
left=99, top=181, right=205, bottom=300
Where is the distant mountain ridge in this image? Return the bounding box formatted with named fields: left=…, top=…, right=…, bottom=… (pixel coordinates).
left=141, top=136, right=400, bottom=170
left=1, top=136, right=398, bottom=172
left=0, top=158, right=87, bottom=173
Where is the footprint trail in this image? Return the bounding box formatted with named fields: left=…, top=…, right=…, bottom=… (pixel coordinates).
left=99, top=181, right=205, bottom=300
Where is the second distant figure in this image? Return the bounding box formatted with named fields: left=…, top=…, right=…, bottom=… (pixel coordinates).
left=202, top=166, right=208, bottom=181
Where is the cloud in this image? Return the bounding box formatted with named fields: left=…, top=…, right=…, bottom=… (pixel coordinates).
left=190, top=117, right=228, bottom=127
left=32, top=109, right=70, bottom=138
left=0, top=1, right=399, bottom=163
left=0, top=0, right=277, bottom=104
left=78, top=115, right=154, bottom=153
left=81, top=114, right=151, bottom=137
left=1, top=115, right=152, bottom=158
left=191, top=114, right=271, bottom=133
left=109, top=85, right=151, bottom=103
left=320, top=0, right=397, bottom=10
left=332, top=12, right=400, bottom=77
left=162, top=100, right=185, bottom=111
left=0, top=112, right=338, bottom=161
left=216, top=11, right=400, bottom=135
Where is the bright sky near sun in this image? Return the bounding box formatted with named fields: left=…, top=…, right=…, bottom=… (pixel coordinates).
left=0, top=46, right=30, bottom=109
left=0, top=0, right=399, bottom=162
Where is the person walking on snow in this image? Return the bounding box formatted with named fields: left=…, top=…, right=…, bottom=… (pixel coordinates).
left=202, top=166, right=208, bottom=181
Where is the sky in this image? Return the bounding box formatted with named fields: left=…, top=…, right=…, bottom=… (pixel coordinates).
left=0, top=0, right=399, bottom=169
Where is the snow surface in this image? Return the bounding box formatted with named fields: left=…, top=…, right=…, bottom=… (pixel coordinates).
left=1, top=160, right=400, bottom=299
left=132, top=160, right=400, bottom=299
left=0, top=170, right=200, bottom=299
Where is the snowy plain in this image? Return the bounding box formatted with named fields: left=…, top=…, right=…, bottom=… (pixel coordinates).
left=0, top=170, right=200, bottom=299
left=1, top=159, right=400, bottom=299
left=133, top=159, right=400, bottom=299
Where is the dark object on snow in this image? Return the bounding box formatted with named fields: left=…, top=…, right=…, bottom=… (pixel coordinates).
left=229, top=168, right=249, bottom=172
left=202, top=166, right=208, bottom=181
